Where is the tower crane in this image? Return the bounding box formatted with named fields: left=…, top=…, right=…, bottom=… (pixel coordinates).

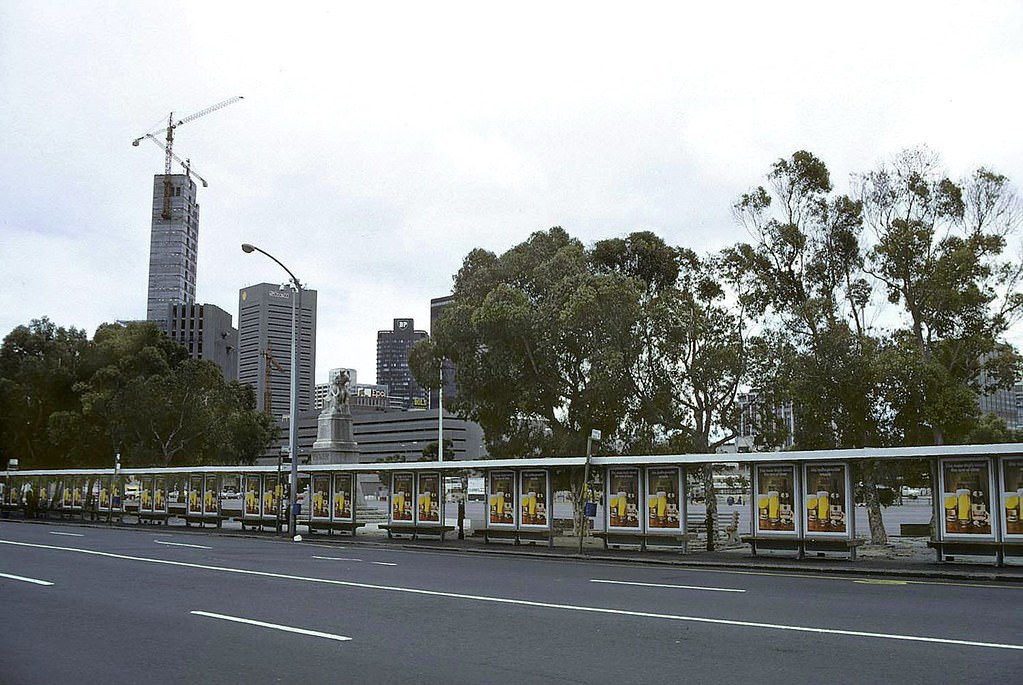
left=132, top=95, right=243, bottom=220
left=261, top=342, right=284, bottom=417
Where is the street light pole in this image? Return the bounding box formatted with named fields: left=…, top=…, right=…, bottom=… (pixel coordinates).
left=242, top=243, right=302, bottom=539
left=578, top=429, right=601, bottom=554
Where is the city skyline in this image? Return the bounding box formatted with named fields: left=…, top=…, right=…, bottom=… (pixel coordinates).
left=4, top=3, right=1023, bottom=384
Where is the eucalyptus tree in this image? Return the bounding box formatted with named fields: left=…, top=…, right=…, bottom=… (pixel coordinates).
left=856, top=147, right=1023, bottom=446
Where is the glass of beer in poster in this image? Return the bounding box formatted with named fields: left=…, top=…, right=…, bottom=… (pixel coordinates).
left=311, top=475, right=329, bottom=518
left=417, top=473, right=440, bottom=523
left=154, top=477, right=166, bottom=512
left=1001, top=459, right=1023, bottom=537
left=756, top=465, right=796, bottom=533
left=263, top=475, right=278, bottom=517
left=646, top=467, right=680, bottom=530
left=608, top=468, right=640, bottom=530
left=392, top=473, right=413, bottom=521
left=520, top=470, right=548, bottom=527
left=489, top=471, right=515, bottom=526
left=942, top=460, right=992, bottom=536
left=804, top=463, right=846, bottom=534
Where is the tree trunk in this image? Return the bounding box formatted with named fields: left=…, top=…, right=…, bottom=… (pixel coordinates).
left=702, top=463, right=718, bottom=551
left=862, top=471, right=888, bottom=545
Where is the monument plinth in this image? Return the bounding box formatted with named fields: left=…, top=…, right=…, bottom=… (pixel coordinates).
left=311, top=370, right=359, bottom=464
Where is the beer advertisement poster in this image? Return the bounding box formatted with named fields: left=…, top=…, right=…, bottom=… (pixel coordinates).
left=111, top=478, right=122, bottom=511
left=333, top=473, right=354, bottom=522
left=646, top=467, right=682, bottom=532
left=416, top=472, right=441, bottom=525
left=607, top=467, right=642, bottom=531
left=391, top=472, right=414, bottom=522
left=98, top=479, right=110, bottom=510
left=154, top=476, right=167, bottom=513
left=244, top=475, right=260, bottom=517
left=203, top=475, right=218, bottom=516
left=755, top=464, right=797, bottom=535
left=940, top=460, right=993, bottom=538
left=803, top=463, right=848, bottom=536
left=188, top=475, right=203, bottom=515
left=262, top=474, right=279, bottom=520
left=488, top=471, right=516, bottom=527
left=71, top=477, right=83, bottom=509
left=140, top=476, right=154, bottom=514
left=310, top=475, right=330, bottom=520
left=519, top=470, right=550, bottom=529
left=1001, top=459, right=1023, bottom=538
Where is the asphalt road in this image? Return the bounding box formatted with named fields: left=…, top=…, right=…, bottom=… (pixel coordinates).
left=1, top=521, right=1020, bottom=684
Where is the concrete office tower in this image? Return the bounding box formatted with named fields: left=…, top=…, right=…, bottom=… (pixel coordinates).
left=166, top=303, right=238, bottom=382
left=146, top=174, right=199, bottom=328
left=376, top=318, right=428, bottom=410
left=237, top=283, right=317, bottom=417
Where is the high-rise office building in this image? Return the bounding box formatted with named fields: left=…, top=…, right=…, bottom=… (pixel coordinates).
left=237, top=283, right=317, bottom=417
left=146, top=174, right=199, bottom=328
left=376, top=318, right=428, bottom=411
left=166, top=303, right=238, bottom=382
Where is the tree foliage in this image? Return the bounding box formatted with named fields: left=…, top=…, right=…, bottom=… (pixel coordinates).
left=1, top=319, right=275, bottom=469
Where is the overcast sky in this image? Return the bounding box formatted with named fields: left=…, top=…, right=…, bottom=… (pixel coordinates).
left=3, top=2, right=1022, bottom=384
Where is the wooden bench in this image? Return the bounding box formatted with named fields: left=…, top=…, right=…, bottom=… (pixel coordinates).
left=592, top=531, right=695, bottom=553
left=482, top=528, right=554, bottom=547
left=380, top=523, right=455, bottom=541
left=926, top=539, right=1023, bottom=567
left=742, top=535, right=866, bottom=560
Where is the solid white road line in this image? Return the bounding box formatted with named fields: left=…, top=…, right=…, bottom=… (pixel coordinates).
left=0, top=571, right=54, bottom=586
left=591, top=579, right=746, bottom=593
left=191, top=611, right=351, bottom=642
left=4, top=538, right=1022, bottom=652
left=49, top=531, right=84, bottom=537
left=371, top=562, right=397, bottom=566
left=154, top=540, right=211, bottom=549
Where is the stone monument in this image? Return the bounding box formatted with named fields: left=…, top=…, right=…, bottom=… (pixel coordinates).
left=311, top=369, right=359, bottom=464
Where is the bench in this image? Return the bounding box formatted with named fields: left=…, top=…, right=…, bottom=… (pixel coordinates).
left=742, top=535, right=866, bottom=560
left=591, top=531, right=695, bottom=553
left=926, top=539, right=1023, bottom=567
left=482, top=528, right=555, bottom=547
left=306, top=521, right=367, bottom=536
left=380, top=524, right=455, bottom=541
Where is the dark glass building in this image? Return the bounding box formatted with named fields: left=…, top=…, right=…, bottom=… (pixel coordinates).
left=376, top=318, right=428, bottom=411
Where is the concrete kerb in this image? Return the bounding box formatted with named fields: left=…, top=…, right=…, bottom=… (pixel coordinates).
left=6, top=517, right=1023, bottom=584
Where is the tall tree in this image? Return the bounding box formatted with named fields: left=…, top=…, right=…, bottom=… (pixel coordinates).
left=414, top=227, right=645, bottom=458
left=857, top=147, right=1023, bottom=445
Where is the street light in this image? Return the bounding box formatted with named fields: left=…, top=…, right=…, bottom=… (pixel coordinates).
left=578, top=429, right=601, bottom=554
left=242, top=242, right=303, bottom=539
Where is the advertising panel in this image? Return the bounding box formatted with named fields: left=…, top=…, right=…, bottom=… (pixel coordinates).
left=154, top=476, right=167, bottom=514
left=69, top=477, right=84, bottom=510
left=645, top=467, right=682, bottom=533
left=202, top=475, right=219, bottom=516
left=262, top=474, right=281, bottom=520
left=61, top=480, right=73, bottom=509
left=803, top=463, right=849, bottom=536
left=244, top=475, right=261, bottom=518
left=488, top=470, right=516, bottom=528
left=519, top=470, right=550, bottom=529
left=310, top=474, right=331, bottom=521
left=755, top=464, right=798, bottom=535
left=188, top=474, right=203, bottom=516
left=1001, top=458, right=1023, bottom=539
left=390, top=472, right=414, bottom=523
left=140, top=476, right=155, bottom=514
left=940, top=459, right=994, bottom=538
left=111, top=477, right=123, bottom=512
left=607, top=467, right=642, bottom=531
left=416, top=472, right=442, bottom=525
left=332, top=473, right=355, bottom=522
left=7, top=478, right=21, bottom=507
